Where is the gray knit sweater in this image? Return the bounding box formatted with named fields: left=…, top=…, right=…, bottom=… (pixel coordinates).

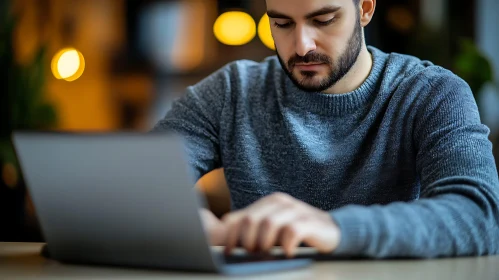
left=152, top=46, right=499, bottom=258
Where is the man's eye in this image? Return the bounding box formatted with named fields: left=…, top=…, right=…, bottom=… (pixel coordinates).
left=314, top=18, right=335, bottom=26
left=273, top=21, right=293, bottom=28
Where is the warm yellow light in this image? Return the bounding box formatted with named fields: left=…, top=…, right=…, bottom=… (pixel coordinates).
left=213, top=11, right=256, bottom=46
left=51, top=48, right=85, bottom=82
left=258, top=14, right=275, bottom=50
left=58, top=50, right=80, bottom=78
left=2, top=163, right=18, bottom=189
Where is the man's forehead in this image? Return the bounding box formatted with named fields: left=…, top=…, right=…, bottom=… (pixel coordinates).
left=266, top=0, right=346, bottom=17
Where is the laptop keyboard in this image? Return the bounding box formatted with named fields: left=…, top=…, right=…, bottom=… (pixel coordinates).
left=222, top=253, right=307, bottom=264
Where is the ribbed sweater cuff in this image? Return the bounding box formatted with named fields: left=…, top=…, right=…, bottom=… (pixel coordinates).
left=329, top=205, right=373, bottom=256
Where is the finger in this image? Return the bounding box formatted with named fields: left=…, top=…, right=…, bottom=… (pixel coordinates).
left=222, top=211, right=245, bottom=255
left=223, top=203, right=280, bottom=254
left=223, top=193, right=296, bottom=254
left=301, top=219, right=340, bottom=253
left=281, top=222, right=305, bottom=258
left=281, top=219, right=339, bottom=257
left=258, top=207, right=299, bottom=252
left=224, top=219, right=241, bottom=255
left=240, top=203, right=283, bottom=253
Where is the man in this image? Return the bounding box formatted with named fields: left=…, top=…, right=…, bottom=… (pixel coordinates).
left=152, top=0, right=499, bottom=258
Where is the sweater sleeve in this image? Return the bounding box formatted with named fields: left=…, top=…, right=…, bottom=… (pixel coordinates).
left=329, top=72, right=499, bottom=258
left=151, top=66, right=232, bottom=181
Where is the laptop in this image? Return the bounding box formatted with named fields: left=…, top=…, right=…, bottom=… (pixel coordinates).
left=11, top=132, right=313, bottom=275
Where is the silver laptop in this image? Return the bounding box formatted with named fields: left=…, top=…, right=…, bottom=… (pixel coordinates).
left=12, top=132, right=312, bottom=275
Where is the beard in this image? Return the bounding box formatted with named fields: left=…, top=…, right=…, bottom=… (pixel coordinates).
left=277, top=18, right=363, bottom=93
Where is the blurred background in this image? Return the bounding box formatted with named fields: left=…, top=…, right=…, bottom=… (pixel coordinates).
left=1, top=0, right=498, bottom=242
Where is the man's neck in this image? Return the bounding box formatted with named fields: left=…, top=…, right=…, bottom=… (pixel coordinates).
left=323, top=44, right=373, bottom=95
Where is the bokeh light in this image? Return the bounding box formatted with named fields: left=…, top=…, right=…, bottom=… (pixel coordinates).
left=213, top=11, right=256, bottom=46
left=2, top=163, right=18, bottom=189
left=51, top=48, right=85, bottom=82
left=258, top=14, right=275, bottom=50
left=386, top=6, right=415, bottom=33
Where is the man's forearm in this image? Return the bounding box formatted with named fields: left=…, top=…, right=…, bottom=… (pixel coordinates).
left=329, top=190, right=499, bottom=258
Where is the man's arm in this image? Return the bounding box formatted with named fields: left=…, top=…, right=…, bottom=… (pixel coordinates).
left=329, top=73, right=499, bottom=258
left=152, top=66, right=231, bottom=182
left=152, top=66, right=233, bottom=237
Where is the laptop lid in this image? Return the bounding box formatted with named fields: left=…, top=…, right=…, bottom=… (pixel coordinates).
left=12, top=132, right=219, bottom=272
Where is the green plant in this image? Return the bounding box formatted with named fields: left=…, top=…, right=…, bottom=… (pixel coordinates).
left=454, top=37, right=496, bottom=104
left=1, top=1, right=58, bottom=176
left=1, top=0, right=58, bottom=241
left=406, top=16, right=496, bottom=106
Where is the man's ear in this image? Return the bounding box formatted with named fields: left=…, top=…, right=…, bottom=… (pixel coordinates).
left=359, top=0, right=376, bottom=27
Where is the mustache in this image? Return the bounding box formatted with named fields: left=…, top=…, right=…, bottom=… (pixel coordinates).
left=288, top=52, right=332, bottom=69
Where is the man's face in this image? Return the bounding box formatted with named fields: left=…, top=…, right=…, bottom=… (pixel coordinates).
left=266, top=0, right=363, bottom=92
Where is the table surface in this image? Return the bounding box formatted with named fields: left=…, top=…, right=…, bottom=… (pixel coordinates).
left=2, top=242, right=499, bottom=280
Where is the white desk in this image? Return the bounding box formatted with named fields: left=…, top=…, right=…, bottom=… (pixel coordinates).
left=2, top=242, right=499, bottom=279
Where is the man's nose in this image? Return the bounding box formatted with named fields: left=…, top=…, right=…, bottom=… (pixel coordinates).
left=294, top=25, right=317, bottom=57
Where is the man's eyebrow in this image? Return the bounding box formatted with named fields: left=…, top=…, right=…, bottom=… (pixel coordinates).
left=266, top=10, right=292, bottom=19
left=267, top=5, right=341, bottom=20
left=305, top=6, right=341, bottom=19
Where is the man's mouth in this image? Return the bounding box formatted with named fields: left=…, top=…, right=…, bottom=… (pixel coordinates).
left=294, top=63, right=325, bottom=71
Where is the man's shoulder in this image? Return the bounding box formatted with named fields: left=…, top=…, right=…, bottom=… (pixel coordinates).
left=380, top=47, right=465, bottom=86
left=371, top=46, right=469, bottom=95
left=218, top=56, right=282, bottom=79
left=186, top=56, right=282, bottom=102
left=373, top=47, right=475, bottom=120
left=189, top=56, right=280, bottom=92
left=195, top=56, right=282, bottom=96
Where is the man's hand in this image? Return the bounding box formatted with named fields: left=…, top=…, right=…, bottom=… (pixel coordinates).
left=221, top=192, right=341, bottom=257
left=199, top=208, right=227, bottom=246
